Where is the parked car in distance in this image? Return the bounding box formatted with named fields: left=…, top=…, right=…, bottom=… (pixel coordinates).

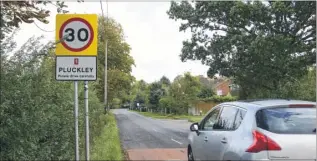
left=187, top=99, right=316, bottom=161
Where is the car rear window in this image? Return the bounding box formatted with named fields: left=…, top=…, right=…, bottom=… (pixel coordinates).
left=256, top=107, right=316, bottom=134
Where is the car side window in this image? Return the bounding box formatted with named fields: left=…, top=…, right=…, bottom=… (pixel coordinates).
left=214, top=106, right=239, bottom=131
left=200, top=107, right=222, bottom=131
left=233, top=109, right=247, bottom=130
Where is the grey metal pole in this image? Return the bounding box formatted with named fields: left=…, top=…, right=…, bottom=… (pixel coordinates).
left=84, top=81, right=89, bottom=161
left=74, top=81, right=79, bottom=161
left=106, top=0, right=109, bottom=111
left=104, top=40, right=108, bottom=110
left=101, top=0, right=109, bottom=112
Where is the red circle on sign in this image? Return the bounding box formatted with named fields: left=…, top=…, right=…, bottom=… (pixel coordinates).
left=59, top=17, right=94, bottom=52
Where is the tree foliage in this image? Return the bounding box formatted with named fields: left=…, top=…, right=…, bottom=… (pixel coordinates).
left=0, top=1, right=70, bottom=41
left=167, top=1, right=316, bottom=99
left=254, top=67, right=316, bottom=101
left=159, top=96, right=176, bottom=112
left=96, top=16, right=135, bottom=107
left=0, top=36, right=104, bottom=160
left=292, top=67, right=316, bottom=101
left=148, top=82, right=165, bottom=109
left=197, top=75, right=214, bottom=89
left=159, top=76, right=171, bottom=86
left=167, top=72, right=201, bottom=114
left=0, top=10, right=134, bottom=159
left=130, top=80, right=148, bottom=108
left=131, top=73, right=237, bottom=114
left=197, top=88, right=214, bottom=98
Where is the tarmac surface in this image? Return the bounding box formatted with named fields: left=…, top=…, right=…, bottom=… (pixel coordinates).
left=113, top=109, right=192, bottom=160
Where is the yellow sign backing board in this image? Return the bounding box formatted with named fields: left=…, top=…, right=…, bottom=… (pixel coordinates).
left=55, top=14, right=98, bottom=56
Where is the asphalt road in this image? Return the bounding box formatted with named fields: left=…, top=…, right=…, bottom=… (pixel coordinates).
left=113, top=109, right=192, bottom=150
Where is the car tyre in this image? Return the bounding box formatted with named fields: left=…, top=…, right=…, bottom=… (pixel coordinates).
left=188, top=146, right=194, bottom=161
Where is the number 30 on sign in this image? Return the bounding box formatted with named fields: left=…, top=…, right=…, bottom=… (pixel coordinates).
left=55, top=14, right=98, bottom=56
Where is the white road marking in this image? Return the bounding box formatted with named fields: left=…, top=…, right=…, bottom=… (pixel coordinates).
left=171, top=138, right=183, bottom=145
left=153, top=128, right=157, bottom=132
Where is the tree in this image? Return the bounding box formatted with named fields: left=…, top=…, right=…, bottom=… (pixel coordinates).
left=169, top=72, right=201, bottom=114
left=95, top=16, right=135, bottom=107
left=197, top=75, right=214, bottom=89
left=278, top=67, right=316, bottom=101
left=159, top=76, right=171, bottom=86
left=197, top=88, right=214, bottom=99
left=148, top=82, right=165, bottom=109
left=294, top=67, right=316, bottom=101
left=173, top=74, right=183, bottom=82
left=159, top=96, right=176, bottom=113
left=130, top=80, right=148, bottom=108
left=159, top=76, right=171, bottom=98
left=0, top=1, right=70, bottom=41
left=134, top=93, right=146, bottom=106
left=138, top=80, right=148, bottom=91
left=196, top=75, right=215, bottom=98
left=181, top=72, right=202, bottom=100
left=167, top=1, right=316, bottom=99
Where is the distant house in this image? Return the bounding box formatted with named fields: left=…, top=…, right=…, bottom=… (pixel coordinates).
left=214, top=79, right=232, bottom=96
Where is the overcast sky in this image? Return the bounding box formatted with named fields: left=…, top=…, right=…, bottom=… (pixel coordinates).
left=14, top=2, right=209, bottom=83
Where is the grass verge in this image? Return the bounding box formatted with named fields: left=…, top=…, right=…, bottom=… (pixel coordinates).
left=131, top=110, right=203, bottom=123
left=91, top=112, right=123, bottom=160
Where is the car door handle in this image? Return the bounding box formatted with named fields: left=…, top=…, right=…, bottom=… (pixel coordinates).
left=220, top=138, right=227, bottom=144
left=204, top=136, right=208, bottom=142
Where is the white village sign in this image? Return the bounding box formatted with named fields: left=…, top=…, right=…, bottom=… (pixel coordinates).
left=56, top=56, right=97, bottom=81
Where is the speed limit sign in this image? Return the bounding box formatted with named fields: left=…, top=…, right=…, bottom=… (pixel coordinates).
left=55, top=14, right=98, bottom=56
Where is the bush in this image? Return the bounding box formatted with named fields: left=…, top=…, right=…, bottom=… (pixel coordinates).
left=159, top=96, right=175, bottom=110
left=197, top=87, right=214, bottom=98
left=0, top=37, right=105, bottom=160
left=110, top=98, right=122, bottom=109
left=159, top=96, right=188, bottom=114
left=200, top=95, right=238, bottom=103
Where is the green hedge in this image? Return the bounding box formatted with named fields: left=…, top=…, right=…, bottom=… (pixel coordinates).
left=0, top=38, right=105, bottom=160
left=199, top=95, right=238, bottom=103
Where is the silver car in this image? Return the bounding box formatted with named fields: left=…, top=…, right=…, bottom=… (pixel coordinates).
left=188, top=99, right=316, bottom=161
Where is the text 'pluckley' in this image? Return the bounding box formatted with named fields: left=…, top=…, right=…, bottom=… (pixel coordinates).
left=59, top=67, right=94, bottom=73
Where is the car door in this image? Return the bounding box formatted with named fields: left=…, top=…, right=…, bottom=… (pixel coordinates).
left=192, top=106, right=222, bottom=160
left=203, top=105, right=239, bottom=160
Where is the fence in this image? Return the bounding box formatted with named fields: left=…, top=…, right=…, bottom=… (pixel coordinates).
left=188, top=101, right=219, bottom=115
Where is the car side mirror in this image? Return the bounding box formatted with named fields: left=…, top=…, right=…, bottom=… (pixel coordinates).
left=190, top=123, right=199, bottom=132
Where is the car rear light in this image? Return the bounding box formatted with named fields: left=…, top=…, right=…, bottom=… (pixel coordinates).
left=289, top=104, right=315, bottom=108
left=246, top=130, right=281, bottom=153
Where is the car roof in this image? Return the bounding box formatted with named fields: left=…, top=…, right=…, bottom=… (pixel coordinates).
left=221, top=99, right=316, bottom=112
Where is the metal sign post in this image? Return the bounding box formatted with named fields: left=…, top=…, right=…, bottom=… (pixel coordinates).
left=74, top=81, right=79, bottom=160
left=55, top=14, right=98, bottom=161
left=84, top=81, right=89, bottom=160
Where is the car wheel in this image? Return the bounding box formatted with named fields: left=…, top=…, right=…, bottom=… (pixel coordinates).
left=188, top=146, right=194, bottom=161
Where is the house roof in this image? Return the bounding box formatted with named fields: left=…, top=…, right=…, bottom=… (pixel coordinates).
left=215, top=79, right=231, bottom=89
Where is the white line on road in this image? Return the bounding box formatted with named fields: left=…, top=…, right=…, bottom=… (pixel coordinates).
left=153, top=128, right=157, bottom=132
left=171, top=138, right=183, bottom=145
